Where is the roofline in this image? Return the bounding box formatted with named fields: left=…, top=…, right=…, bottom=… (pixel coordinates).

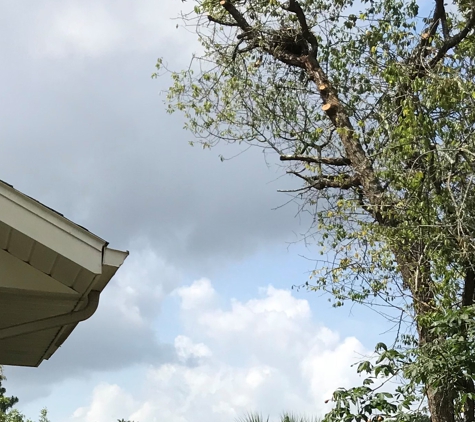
left=0, top=180, right=106, bottom=251
left=0, top=179, right=130, bottom=366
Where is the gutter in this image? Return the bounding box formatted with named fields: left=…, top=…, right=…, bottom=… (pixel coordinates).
left=0, top=291, right=100, bottom=340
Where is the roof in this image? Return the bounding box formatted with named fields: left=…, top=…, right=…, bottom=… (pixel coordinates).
left=0, top=180, right=128, bottom=367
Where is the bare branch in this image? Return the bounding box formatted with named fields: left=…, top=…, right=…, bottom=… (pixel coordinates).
left=462, top=267, right=475, bottom=307
left=232, top=40, right=258, bottom=60
left=277, top=186, right=312, bottom=193
left=219, top=0, right=251, bottom=31
left=281, top=0, right=318, bottom=53
left=207, top=14, right=240, bottom=27
left=423, top=0, right=449, bottom=42
left=289, top=171, right=360, bottom=190
left=280, top=155, right=351, bottom=166
left=218, top=0, right=384, bottom=222
left=435, top=0, right=450, bottom=40
left=231, top=38, right=245, bottom=61
left=410, top=0, right=449, bottom=75
left=429, top=8, right=475, bottom=69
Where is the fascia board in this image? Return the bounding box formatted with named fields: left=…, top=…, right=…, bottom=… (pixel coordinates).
left=103, top=248, right=129, bottom=267
left=90, top=248, right=129, bottom=293
left=0, top=184, right=106, bottom=274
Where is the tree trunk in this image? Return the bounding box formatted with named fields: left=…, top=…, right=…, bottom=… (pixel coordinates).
left=426, top=386, right=455, bottom=422
left=462, top=267, right=475, bottom=422
left=395, top=250, right=456, bottom=422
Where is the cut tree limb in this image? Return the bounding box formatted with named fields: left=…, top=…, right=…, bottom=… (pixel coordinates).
left=218, top=0, right=385, bottom=223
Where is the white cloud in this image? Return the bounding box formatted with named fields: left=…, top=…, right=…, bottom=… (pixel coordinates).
left=4, top=247, right=181, bottom=402
left=107, top=246, right=182, bottom=324
left=174, top=335, right=212, bottom=364
left=70, top=280, right=368, bottom=422
left=72, top=383, right=138, bottom=422
left=174, top=278, right=217, bottom=311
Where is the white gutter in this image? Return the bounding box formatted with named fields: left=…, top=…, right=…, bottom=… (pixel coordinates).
left=0, top=291, right=100, bottom=340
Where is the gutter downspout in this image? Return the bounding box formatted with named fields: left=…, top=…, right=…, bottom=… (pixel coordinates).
left=0, top=291, right=100, bottom=340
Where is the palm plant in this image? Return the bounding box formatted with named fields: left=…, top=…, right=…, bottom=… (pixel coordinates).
left=237, top=412, right=320, bottom=422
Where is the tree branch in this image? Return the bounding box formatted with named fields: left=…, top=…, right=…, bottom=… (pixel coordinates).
left=435, top=0, right=450, bottom=40
left=423, top=0, right=448, bottom=42
left=281, top=0, right=318, bottom=53
left=207, top=14, right=240, bottom=27
left=219, top=0, right=251, bottom=31
left=218, top=0, right=385, bottom=222
left=462, top=267, right=475, bottom=307
left=232, top=40, right=258, bottom=60
left=280, top=155, right=351, bottom=166
left=429, top=8, right=475, bottom=69
left=289, top=171, right=360, bottom=190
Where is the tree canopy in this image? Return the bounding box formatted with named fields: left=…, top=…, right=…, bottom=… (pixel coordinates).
left=0, top=373, right=48, bottom=422
left=159, top=0, right=475, bottom=421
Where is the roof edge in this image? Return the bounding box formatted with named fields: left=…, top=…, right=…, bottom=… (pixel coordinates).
left=0, top=181, right=106, bottom=251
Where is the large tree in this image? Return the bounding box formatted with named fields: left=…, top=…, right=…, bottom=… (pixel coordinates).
left=159, top=0, right=475, bottom=421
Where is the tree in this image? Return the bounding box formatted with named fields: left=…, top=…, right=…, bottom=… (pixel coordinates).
left=159, top=0, right=475, bottom=421
left=0, top=374, right=18, bottom=415
left=0, top=373, right=49, bottom=422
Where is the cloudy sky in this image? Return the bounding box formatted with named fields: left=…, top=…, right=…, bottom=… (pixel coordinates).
left=0, top=1, right=393, bottom=421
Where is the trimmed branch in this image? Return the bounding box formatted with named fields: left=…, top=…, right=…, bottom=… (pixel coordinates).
left=289, top=171, right=360, bottom=190
left=207, top=14, right=240, bottom=27
left=281, top=0, right=318, bottom=53
left=423, top=0, right=448, bottom=42
left=218, top=0, right=384, bottom=222
left=280, top=155, right=351, bottom=166
left=411, top=0, right=460, bottom=76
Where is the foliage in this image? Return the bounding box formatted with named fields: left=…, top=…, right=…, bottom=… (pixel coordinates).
left=160, top=0, right=475, bottom=420
left=237, top=413, right=320, bottom=422
left=0, top=375, right=18, bottom=416
left=0, top=373, right=49, bottom=422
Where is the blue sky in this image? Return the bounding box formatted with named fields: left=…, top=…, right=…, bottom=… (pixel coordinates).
left=0, top=1, right=402, bottom=421
left=7, top=243, right=392, bottom=422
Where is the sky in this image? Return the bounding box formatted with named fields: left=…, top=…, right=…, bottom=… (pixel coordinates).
left=0, top=1, right=394, bottom=421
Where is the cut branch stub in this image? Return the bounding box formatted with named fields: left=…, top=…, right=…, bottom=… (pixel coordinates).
left=322, top=103, right=333, bottom=111
left=318, top=84, right=328, bottom=92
